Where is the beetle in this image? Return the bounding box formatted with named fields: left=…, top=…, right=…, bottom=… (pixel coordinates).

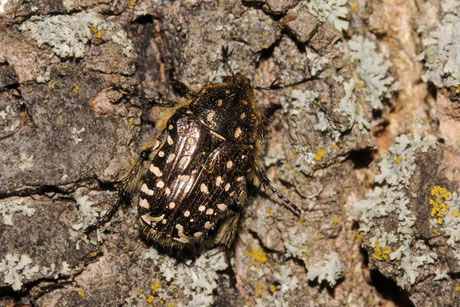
left=86, top=71, right=300, bottom=249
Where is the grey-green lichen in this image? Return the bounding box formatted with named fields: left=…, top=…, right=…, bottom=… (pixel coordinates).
left=0, top=254, right=39, bottom=291
left=142, top=248, right=227, bottom=306
left=302, top=0, right=350, bottom=31
left=0, top=198, right=35, bottom=226
left=306, top=252, right=345, bottom=287
left=420, top=0, right=460, bottom=88
left=349, top=36, right=399, bottom=110
left=352, top=134, right=439, bottom=287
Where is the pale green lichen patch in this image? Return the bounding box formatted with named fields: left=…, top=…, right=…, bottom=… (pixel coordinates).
left=301, top=0, right=350, bottom=31
left=349, top=36, right=399, bottom=110
left=306, top=252, right=344, bottom=286
left=420, top=0, right=460, bottom=88
left=352, top=134, right=439, bottom=287
left=142, top=248, right=227, bottom=306
left=0, top=198, right=35, bottom=226
left=0, top=254, right=40, bottom=290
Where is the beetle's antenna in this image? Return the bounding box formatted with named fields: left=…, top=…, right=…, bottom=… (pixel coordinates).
left=254, top=76, right=316, bottom=91
left=110, top=84, right=178, bottom=108
left=260, top=176, right=301, bottom=217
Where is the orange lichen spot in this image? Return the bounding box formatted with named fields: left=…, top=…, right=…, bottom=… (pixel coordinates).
left=373, top=240, right=391, bottom=261
left=72, top=85, right=80, bottom=95
left=356, top=106, right=361, bottom=115
left=90, top=27, right=102, bottom=39
left=315, top=149, right=326, bottom=161
left=130, top=158, right=136, bottom=165
left=356, top=81, right=364, bottom=88
left=453, top=210, right=459, bottom=218
left=284, top=163, right=292, bottom=169
left=333, top=143, right=339, bottom=150
left=249, top=248, right=268, bottom=264
left=456, top=286, right=460, bottom=291
left=270, top=284, right=277, bottom=293
left=151, top=281, right=161, bottom=292
left=317, top=233, right=324, bottom=239
left=77, top=290, right=85, bottom=297
left=333, top=216, right=340, bottom=224
left=130, top=0, right=138, bottom=8
left=266, top=209, right=274, bottom=217
left=395, top=156, right=403, bottom=164
left=122, top=245, right=128, bottom=250
left=146, top=295, right=154, bottom=303
left=429, top=186, right=451, bottom=224
left=50, top=82, right=56, bottom=89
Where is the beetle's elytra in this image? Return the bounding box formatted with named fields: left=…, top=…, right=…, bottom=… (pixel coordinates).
left=87, top=72, right=300, bottom=249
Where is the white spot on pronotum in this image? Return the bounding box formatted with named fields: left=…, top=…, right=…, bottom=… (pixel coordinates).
left=240, top=112, right=246, bottom=119
left=224, top=183, right=231, bottom=191
left=156, top=180, right=165, bottom=188
left=167, top=135, right=174, bottom=145
left=168, top=202, right=175, bottom=209
left=165, top=187, right=171, bottom=195
left=162, top=219, right=167, bottom=224
left=234, top=127, right=242, bottom=138
left=168, top=124, right=174, bottom=130
left=174, top=224, right=190, bottom=243
left=217, top=203, right=227, bottom=211
left=167, top=153, right=176, bottom=163
left=200, top=183, right=209, bottom=194
left=205, top=208, right=214, bottom=215
left=194, top=232, right=203, bottom=238
left=226, top=160, right=233, bottom=168
left=198, top=205, right=206, bottom=212
left=184, top=210, right=190, bottom=217
left=141, top=183, right=154, bottom=195
left=139, top=198, right=150, bottom=209
left=204, top=221, right=213, bottom=229
left=149, top=164, right=163, bottom=177
left=215, top=176, right=222, bottom=186
left=158, top=151, right=165, bottom=157
left=217, top=99, right=223, bottom=106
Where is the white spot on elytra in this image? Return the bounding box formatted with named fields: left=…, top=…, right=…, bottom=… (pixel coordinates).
left=156, top=181, right=165, bottom=188
left=158, top=151, right=165, bottom=157
left=168, top=124, right=174, bottom=130
left=225, top=183, right=231, bottom=191
left=141, top=213, right=164, bottom=225
left=167, top=135, right=174, bottom=145
left=149, top=164, right=163, bottom=177
left=184, top=210, right=190, bottom=217
left=200, top=183, right=209, bottom=194
left=226, top=160, right=233, bottom=168
left=234, top=127, right=242, bottom=138
left=198, top=205, right=206, bottom=212
left=141, top=183, right=154, bottom=195
left=165, top=187, right=171, bottom=195
left=178, top=174, right=190, bottom=181
left=205, top=208, right=214, bottom=215
left=217, top=99, right=223, bottom=106
left=215, top=176, right=222, bottom=186
left=194, top=232, right=203, bottom=238
left=217, top=203, right=227, bottom=211
left=204, top=221, right=213, bottom=229
left=240, top=112, right=246, bottom=119
left=168, top=202, right=175, bottom=209
left=139, top=198, right=150, bottom=209
left=206, top=111, right=215, bottom=122
left=167, top=153, right=176, bottom=163
left=236, top=176, right=244, bottom=182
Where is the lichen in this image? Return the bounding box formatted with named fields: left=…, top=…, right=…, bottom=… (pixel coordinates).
left=0, top=198, right=35, bottom=226
left=19, top=12, right=113, bottom=58
left=420, top=0, right=460, bottom=88
left=302, top=0, right=350, bottom=31
left=143, top=248, right=227, bottom=306
left=349, top=36, right=399, bottom=110
left=0, top=254, right=40, bottom=290
left=306, top=252, right=344, bottom=286
left=352, top=134, right=439, bottom=287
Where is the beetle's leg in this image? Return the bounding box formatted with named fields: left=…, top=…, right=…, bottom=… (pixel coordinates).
left=85, top=149, right=152, bottom=235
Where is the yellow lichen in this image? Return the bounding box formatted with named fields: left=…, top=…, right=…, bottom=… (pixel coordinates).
left=315, top=149, right=326, bottom=161
left=270, top=284, right=277, bottom=293
left=249, top=248, right=268, bottom=264
left=256, top=282, right=263, bottom=295
left=395, top=156, right=403, bottom=164
left=146, top=295, right=154, bottom=303
left=77, top=290, right=85, bottom=297
left=373, top=240, right=391, bottom=261
left=151, top=281, right=161, bottom=292
left=50, top=82, right=56, bottom=89
left=266, top=209, right=274, bottom=217
left=429, top=186, right=451, bottom=224
left=72, top=85, right=80, bottom=95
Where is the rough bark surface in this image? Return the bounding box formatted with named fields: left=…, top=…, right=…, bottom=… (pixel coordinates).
left=0, top=0, right=459, bottom=306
